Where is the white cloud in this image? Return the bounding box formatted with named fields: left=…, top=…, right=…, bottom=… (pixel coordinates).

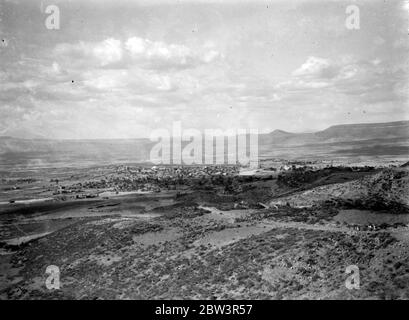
left=83, top=70, right=128, bottom=90
left=2, top=0, right=407, bottom=139
left=92, top=38, right=122, bottom=66
left=337, top=64, right=358, bottom=80
left=276, top=79, right=331, bottom=91
left=153, top=75, right=172, bottom=91
left=126, top=37, right=192, bottom=64
left=203, top=50, right=221, bottom=63
left=125, top=37, right=146, bottom=55
left=54, top=37, right=221, bottom=70
left=403, top=0, right=409, bottom=12
left=285, top=56, right=361, bottom=92
left=125, top=36, right=221, bottom=68
left=52, top=62, right=61, bottom=74
left=292, top=56, right=330, bottom=77
left=54, top=38, right=122, bottom=67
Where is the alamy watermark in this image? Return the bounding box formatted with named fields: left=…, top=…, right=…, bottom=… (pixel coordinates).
left=345, top=265, right=360, bottom=290
left=40, top=3, right=360, bottom=32
left=345, top=3, right=360, bottom=30
left=43, top=3, right=60, bottom=30
left=149, top=122, right=259, bottom=168
left=45, top=265, right=60, bottom=290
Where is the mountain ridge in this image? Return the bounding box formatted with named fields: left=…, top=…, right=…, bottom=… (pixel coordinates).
left=0, top=120, right=408, bottom=166
left=1, top=120, right=408, bottom=142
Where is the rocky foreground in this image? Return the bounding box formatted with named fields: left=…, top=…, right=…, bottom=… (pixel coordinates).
left=0, top=165, right=408, bottom=299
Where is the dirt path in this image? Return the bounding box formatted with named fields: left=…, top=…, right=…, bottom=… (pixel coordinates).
left=199, top=205, right=352, bottom=232
left=194, top=206, right=406, bottom=250
left=260, top=220, right=353, bottom=234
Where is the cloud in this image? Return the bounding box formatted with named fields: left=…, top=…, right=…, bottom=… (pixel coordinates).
left=291, top=56, right=362, bottom=82
left=82, top=69, right=129, bottom=90
left=281, top=56, right=363, bottom=92
left=403, top=0, right=409, bottom=12
left=125, top=37, right=222, bottom=69
left=54, top=38, right=123, bottom=67
left=292, top=56, right=331, bottom=77
left=125, top=37, right=193, bottom=68
left=125, top=37, right=191, bottom=61
left=271, top=55, right=408, bottom=114
left=92, top=38, right=123, bottom=66
left=54, top=37, right=222, bottom=70
left=1, top=0, right=407, bottom=139
left=51, top=62, right=61, bottom=74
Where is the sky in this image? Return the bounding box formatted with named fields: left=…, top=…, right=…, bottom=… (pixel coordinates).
left=0, top=0, right=408, bottom=139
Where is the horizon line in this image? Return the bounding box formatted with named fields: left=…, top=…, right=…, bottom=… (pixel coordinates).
left=1, top=119, right=408, bottom=141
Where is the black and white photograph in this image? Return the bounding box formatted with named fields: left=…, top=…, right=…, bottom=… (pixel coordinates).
left=0, top=0, right=408, bottom=303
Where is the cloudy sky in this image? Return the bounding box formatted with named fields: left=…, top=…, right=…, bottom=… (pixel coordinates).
left=0, top=0, right=408, bottom=139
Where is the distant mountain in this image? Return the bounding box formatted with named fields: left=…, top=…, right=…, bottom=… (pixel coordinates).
left=316, top=121, right=409, bottom=141
left=0, top=136, right=152, bottom=154
left=0, top=121, right=408, bottom=168
left=259, top=121, right=409, bottom=146
left=0, top=137, right=153, bottom=168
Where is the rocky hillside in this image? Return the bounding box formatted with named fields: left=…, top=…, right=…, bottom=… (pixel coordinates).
left=271, top=167, right=409, bottom=213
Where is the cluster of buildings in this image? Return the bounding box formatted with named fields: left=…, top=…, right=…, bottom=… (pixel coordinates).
left=52, top=165, right=241, bottom=197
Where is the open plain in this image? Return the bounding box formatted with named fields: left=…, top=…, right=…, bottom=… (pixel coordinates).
left=1, top=158, right=408, bottom=299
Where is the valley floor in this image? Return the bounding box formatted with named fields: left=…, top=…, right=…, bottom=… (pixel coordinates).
left=0, top=163, right=408, bottom=300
